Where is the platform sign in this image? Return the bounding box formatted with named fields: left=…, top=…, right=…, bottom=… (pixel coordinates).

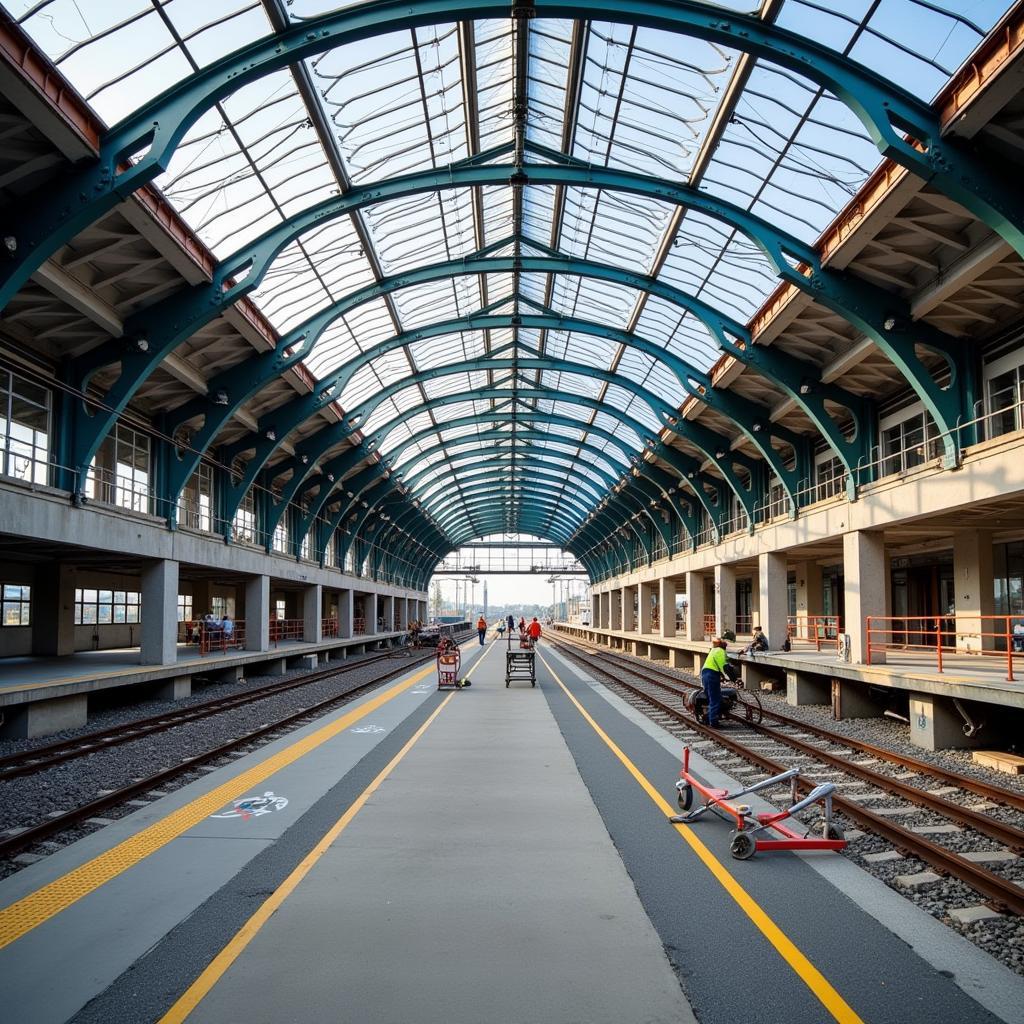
left=210, top=791, right=288, bottom=820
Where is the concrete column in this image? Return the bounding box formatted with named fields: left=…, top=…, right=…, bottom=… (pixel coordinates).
left=383, top=595, right=395, bottom=631
left=140, top=559, right=178, bottom=665
left=621, top=587, right=634, bottom=631
left=303, top=583, right=323, bottom=644
left=610, top=590, right=622, bottom=630
left=245, top=574, right=270, bottom=652
left=714, top=562, right=736, bottom=638
left=338, top=589, right=354, bottom=639
left=32, top=564, right=76, bottom=656
left=684, top=572, right=705, bottom=641
left=367, top=593, right=378, bottom=633
left=786, top=669, right=830, bottom=707
left=843, top=530, right=888, bottom=664
left=909, top=692, right=986, bottom=751
left=953, top=530, right=995, bottom=650
left=659, top=578, right=676, bottom=638
left=758, top=552, right=789, bottom=651
left=639, top=581, right=655, bottom=634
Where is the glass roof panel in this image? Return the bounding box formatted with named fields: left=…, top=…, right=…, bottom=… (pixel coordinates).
left=11, top=0, right=1015, bottom=548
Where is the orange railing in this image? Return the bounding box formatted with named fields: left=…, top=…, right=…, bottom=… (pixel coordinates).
left=322, top=616, right=340, bottom=639
left=866, top=615, right=1024, bottom=681
left=353, top=616, right=366, bottom=635
left=788, top=615, right=842, bottom=652
left=270, top=618, right=304, bottom=646
left=198, top=623, right=245, bottom=656
left=702, top=614, right=717, bottom=639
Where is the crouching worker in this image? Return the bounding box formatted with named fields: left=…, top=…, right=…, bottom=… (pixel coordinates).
left=701, top=638, right=731, bottom=729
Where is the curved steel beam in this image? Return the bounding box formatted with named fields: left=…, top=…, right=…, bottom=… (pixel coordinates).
left=268, top=388, right=721, bottom=548
left=4, top=0, right=1020, bottom=318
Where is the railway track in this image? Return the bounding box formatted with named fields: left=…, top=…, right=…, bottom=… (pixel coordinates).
left=0, top=649, right=414, bottom=780
left=549, top=632, right=1024, bottom=916
left=0, top=632, right=470, bottom=862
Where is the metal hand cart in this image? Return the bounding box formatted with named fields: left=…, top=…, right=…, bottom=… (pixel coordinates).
left=505, top=632, right=536, bottom=688
left=669, top=747, right=846, bottom=860
left=436, top=644, right=463, bottom=690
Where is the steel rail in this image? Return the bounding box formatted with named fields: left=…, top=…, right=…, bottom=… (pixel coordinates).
left=550, top=634, right=1024, bottom=915
left=0, top=630, right=471, bottom=860
left=0, top=648, right=425, bottom=780
left=554, top=631, right=1024, bottom=814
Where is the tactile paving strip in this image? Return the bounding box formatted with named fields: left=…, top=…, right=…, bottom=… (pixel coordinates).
left=0, top=663, right=434, bottom=949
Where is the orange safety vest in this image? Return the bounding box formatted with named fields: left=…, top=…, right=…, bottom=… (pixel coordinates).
left=527, top=621, right=541, bottom=639
left=477, top=617, right=487, bottom=630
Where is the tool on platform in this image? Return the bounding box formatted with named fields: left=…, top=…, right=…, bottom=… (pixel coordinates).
left=669, top=747, right=847, bottom=860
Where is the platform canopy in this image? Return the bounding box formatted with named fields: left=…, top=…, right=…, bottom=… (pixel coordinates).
left=4, top=0, right=1020, bottom=583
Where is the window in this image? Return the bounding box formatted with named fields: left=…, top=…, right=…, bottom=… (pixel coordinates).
left=299, top=531, right=311, bottom=561
left=86, top=423, right=151, bottom=512
left=179, top=464, right=214, bottom=532
left=177, top=594, right=193, bottom=623
left=767, top=480, right=788, bottom=520
left=0, top=370, right=49, bottom=485
left=274, top=598, right=286, bottom=620
left=987, top=366, right=1024, bottom=439
left=880, top=409, right=940, bottom=477
left=272, top=519, right=289, bottom=554
left=815, top=455, right=845, bottom=502
left=211, top=595, right=235, bottom=618
left=1, top=583, right=31, bottom=626
left=74, top=588, right=141, bottom=625
left=233, top=489, right=256, bottom=544
left=323, top=534, right=336, bottom=568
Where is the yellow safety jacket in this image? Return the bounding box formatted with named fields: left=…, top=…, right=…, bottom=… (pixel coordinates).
left=702, top=647, right=728, bottom=674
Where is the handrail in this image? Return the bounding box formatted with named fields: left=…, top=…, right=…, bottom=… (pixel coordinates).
left=787, top=614, right=842, bottom=652
left=866, top=614, right=1021, bottom=681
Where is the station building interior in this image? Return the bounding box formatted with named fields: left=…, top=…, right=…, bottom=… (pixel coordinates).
left=1, top=1, right=1024, bottom=1020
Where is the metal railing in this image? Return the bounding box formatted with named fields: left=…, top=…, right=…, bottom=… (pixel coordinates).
left=270, top=618, right=304, bottom=645
left=322, top=616, right=340, bottom=638
left=865, top=614, right=1024, bottom=681
left=179, top=620, right=246, bottom=656
left=702, top=613, right=717, bottom=639
left=787, top=615, right=841, bottom=652
left=735, top=614, right=752, bottom=636
left=353, top=616, right=366, bottom=635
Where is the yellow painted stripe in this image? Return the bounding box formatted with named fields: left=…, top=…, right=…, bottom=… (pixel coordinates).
left=537, top=650, right=864, bottom=1024
left=159, top=691, right=456, bottom=1024
left=0, top=659, right=440, bottom=950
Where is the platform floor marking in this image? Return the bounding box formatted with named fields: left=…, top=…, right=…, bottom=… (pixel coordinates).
left=538, top=651, right=864, bottom=1024
left=0, top=661, right=438, bottom=951
left=158, top=691, right=458, bottom=1024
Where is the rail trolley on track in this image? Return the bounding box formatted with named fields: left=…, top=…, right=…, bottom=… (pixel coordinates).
left=505, top=632, right=536, bottom=687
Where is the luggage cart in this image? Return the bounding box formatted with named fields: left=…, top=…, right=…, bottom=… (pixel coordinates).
left=505, top=632, right=536, bottom=688
left=669, top=747, right=846, bottom=859
left=436, top=642, right=463, bottom=690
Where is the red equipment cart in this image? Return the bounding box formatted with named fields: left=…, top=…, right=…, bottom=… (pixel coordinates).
left=669, top=746, right=847, bottom=860
left=436, top=641, right=463, bottom=690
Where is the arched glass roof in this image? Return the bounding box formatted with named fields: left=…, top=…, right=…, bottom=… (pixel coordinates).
left=7, top=0, right=1018, bottom=570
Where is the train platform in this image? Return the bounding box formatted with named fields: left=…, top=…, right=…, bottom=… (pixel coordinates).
left=562, top=625, right=1024, bottom=710
left=0, top=634, right=411, bottom=740
left=0, top=638, right=1021, bottom=1024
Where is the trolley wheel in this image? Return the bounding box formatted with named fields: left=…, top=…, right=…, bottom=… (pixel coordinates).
left=824, top=823, right=845, bottom=842
left=676, top=784, right=693, bottom=811
left=730, top=832, right=757, bottom=860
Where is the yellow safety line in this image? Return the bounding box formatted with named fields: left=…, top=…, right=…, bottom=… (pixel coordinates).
left=159, top=692, right=456, bottom=1024
left=537, top=650, right=864, bottom=1024
left=0, top=659, right=440, bottom=950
